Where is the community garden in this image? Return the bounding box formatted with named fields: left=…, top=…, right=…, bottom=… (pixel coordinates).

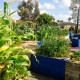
left=0, top=0, right=80, bottom=80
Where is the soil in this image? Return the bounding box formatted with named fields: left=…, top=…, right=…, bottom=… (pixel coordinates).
left=28, top=72, right=55, bottom=80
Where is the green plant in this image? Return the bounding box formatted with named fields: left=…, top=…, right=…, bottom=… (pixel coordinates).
left=36, top=25, right=69, bottom=41
left=0, top=2, right=34, bottom=80
left=71, top=51, right=80, bottom=61
left=36, top=37, right=70, bottom=57
left=14, top=21, right=37, bottom=41
left=36, top=13, right=55, bottom=26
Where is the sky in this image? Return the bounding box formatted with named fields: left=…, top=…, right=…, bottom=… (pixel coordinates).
left=0, top=0, right=72, bottom=22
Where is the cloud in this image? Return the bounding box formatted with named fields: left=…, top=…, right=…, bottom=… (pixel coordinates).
left=40, top=10, right=48, bottom=14
left=60, top=0, right=71, bottom=8
left=68, top=11, right=72, bottom=14
left=39, top=2, right=55, bottom=10
left=53, top=0, right=59, bottom=3
left=55, top=14, right=71, bottom=21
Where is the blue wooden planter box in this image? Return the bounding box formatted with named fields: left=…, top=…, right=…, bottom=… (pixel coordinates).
left=71, top=39, right=78, bottom=47
left=70, top=33, right=80, bottom=47
left=30, top=54, right=66, bottom=80
left=69, top=33, right=80, bottom=47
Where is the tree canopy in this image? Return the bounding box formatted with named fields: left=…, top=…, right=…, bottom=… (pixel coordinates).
left=36, top=13, right=55, bottom=26
left=18, top=0, right=40, bottom=21
left=70, top=0, right=80, bottom=23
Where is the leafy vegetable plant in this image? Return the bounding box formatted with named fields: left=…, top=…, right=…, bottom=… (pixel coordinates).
left=36, top=37, right=70, bottom=57
left=0, top=2, right=34, bottom=80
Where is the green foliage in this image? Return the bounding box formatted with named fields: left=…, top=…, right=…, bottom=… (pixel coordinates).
left=36, top=37, right=70, bottom=57
left=33, top=0, right=40, bottom=22
left=36, top=13, right=55, bottom=26
left=36, top=25, right=69, bottom=41
left=14, top=21, right=37, bottom=41
left=18, top=0, right=40, bottom=21
left=36, top=25, right=70, bottom=57
left=71, top=51, right=80, bottom=61
left=18, top=0, right=33, bottom=20
left=0, top=2, right=34, bottom=80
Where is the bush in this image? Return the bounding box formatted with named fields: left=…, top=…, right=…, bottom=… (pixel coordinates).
left=36, top=25, right=69, bottom=41
left=71, top=51, right=80, bottom=61
left=36, top=37, right=70, bottom=57
left=14, top=22, right=37, bottom=41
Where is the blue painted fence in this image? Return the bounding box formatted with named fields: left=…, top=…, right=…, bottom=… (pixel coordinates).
left=30, top=54, right=66, bottom=80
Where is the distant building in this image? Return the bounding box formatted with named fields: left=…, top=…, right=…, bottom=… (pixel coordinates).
left=59, top=22, right=79, bottom=30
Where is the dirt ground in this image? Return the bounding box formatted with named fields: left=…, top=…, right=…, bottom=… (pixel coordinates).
left=28, top=72, right=55, bottom=80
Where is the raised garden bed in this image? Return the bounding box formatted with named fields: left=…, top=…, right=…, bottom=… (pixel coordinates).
left=70, top=33, right=80, bottom=47
left=30, top=54, right=66, bottom=80
left=30, top=54, right=80, bottom=80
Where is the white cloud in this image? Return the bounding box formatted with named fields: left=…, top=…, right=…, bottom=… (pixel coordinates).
left=39, top=2, right=55, bottom=10
left=40, top=9, right=53, bottom=15
left=53, top=0, right=59, bottom=3
left=68, top=11, right=72, bottom=14
left=55, top=14, right=71, bottom=21
left=60, top=0, right=71, bottom=8
left=40, top=10, right=48, bottom=14
left=39, top=3, right=42, bottom=9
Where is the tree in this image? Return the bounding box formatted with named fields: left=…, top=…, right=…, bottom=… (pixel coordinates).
left=33, top=0, right=40, bottom=22
left=37, top=13, right=55, bottom=26
left=18, top=0, right=33, bottom=20
left=70, top=0, right=80, bottom=34
left=68, top=17, right=72, bottom=22
left=57, top=20, right=63, bottom=25
left=70, top=0, right=80, bottom=23
left=26, top=0, right=33, bottom=20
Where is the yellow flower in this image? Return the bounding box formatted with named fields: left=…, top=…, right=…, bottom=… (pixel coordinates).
left=60, top=35, right=64, bottom=39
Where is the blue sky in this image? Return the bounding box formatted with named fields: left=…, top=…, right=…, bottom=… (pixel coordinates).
left=0, top=0, right=71, bottom=22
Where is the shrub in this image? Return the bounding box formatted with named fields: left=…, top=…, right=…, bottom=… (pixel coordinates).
left=14, top=22, right=37, bottom=41
left=36, top=25, right=69, bottom=41
left=71, top=51, right=80, bottom=61
left=36, top=37, right=70, bottom=57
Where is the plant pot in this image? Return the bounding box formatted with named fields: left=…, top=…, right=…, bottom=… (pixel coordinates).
left=30, top=54, right=66, bottom=80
